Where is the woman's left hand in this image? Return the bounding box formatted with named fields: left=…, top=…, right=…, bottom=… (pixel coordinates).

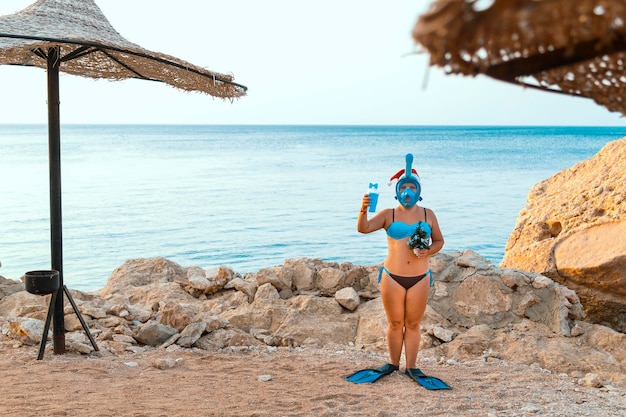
left=413, top=248, right=428, bottom=258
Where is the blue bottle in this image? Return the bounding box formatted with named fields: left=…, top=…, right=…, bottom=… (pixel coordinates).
left=368, top=183, right=379, bottom=212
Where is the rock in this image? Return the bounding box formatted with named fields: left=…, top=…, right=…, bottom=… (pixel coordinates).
left=570, top=322, right=585, bottom=337
left=157, top=302, right=198, bottom=332
left=531, top=275, right=554, bottom=289
left=66, top=333, right=94, bottom=354
left=76, top=302, right=107, bottom=319
left=196, top=313, right=229, bottom=332
left=111, top=334, right=136, bottom=344
left=0, top=291, right=48, bottom=320
left=97, top=316, right=126, bottom=329
left=220, top=297, right=285, bottom=333
left=196, top=328, right=262, bottom=349
left=183, top=267, right=212, bottom=294
left=501, top=138, right=626, bottom=332
left=520, top=405, right=541, bottom=414
left=513, top=292, right=541, bottom=316
left=255, top=266, right=293, bottom=291
left=439, top=324, right=493, bottom=356
left=429, top=252, right=584, bottom=336
left=134, top=320, right=178, bottom=346
left=106, top=303, right=151, bottom=323
left=432, top=325, right=455, bottom=342
left=316, top=268, right=346, bottom=295
left=291, top=262, right=316, bottom=291
left=254, top=283, right=280, bottom=301
left=456, top=249, right=493, bottom=269
left=159, top=333, right=180, bottom=349
left=176, top=322, right=206, bottom=347
left=273, top=295, right=358, bottom=347
left=224, top=277, right=257, bottom=302
left=579, top=373, right=603, bottom=388
left=202, top=291, right=249, bottom=315
left=101, top=257, right=187, bottom=297
left=334, top=287, right=360, bottom=311
left=499, top=269, right=529, bottom=289
left=4, top=317, right=48, bottom=346
left=0, top=276, right=25, bottom=300
left=153, top=358, right=177, bottom=369
left=354, top=299, right=387, bottom=349
left=64, top=314, right=85, bottom=332
left=179, top=266, right=233, bottom=296
left=343, top=264, right=369, bottom=291
left=451, top=274, right=514, bottom=317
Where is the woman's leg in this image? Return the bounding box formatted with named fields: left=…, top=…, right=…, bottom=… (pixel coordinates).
left=380, top=274, right=407, bottom=366
left=403, top=277, right=430, bottom=369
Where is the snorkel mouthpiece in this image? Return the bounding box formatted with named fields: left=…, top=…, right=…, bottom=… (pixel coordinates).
left=399, top=183, right=418, bottom=207
left=391, top=153, right=421, bottom=208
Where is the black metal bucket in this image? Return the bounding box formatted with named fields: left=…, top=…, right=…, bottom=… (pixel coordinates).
left=24, top=270, right=60, bottom=295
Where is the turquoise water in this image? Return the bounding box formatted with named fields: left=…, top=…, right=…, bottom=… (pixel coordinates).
left=0, top=124, right=623, bottom=291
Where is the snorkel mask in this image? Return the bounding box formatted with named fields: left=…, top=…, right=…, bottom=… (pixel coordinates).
left=388, top=153, right=421, bottom=208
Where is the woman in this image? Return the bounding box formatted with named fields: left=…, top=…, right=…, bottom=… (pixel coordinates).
left=353, top=153, right=444, bottom=384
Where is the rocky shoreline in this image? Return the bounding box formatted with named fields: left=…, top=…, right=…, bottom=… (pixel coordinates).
left=2, top=252, right=624, bottom=389
left=2, top=252, right=626, bottom=416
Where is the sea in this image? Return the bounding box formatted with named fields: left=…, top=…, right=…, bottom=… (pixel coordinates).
left=1, top=124, right=624, bottom=292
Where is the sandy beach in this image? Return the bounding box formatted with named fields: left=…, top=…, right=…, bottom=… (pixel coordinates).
left=2, top=338, right=625, bottom=417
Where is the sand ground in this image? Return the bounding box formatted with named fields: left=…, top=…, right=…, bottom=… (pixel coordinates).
left=2, top=338, right=625, bottom=417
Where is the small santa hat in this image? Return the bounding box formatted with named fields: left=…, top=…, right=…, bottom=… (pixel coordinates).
left=387, top=168, right=419, bottom=186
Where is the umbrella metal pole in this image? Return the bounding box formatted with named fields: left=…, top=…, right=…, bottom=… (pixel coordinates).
left=47, top=46, right=65, bottom=354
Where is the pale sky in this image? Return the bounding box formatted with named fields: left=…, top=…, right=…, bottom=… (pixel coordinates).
left=0, top=0, right=624, bottom=126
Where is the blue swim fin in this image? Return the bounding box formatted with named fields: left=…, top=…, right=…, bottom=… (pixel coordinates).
left=345, top=363, right=399, bottom=384
left=405, top=368, right=452, bottom=390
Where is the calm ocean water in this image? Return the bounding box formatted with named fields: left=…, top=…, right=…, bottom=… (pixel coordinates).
left=0, top=124, right=623, bottom=291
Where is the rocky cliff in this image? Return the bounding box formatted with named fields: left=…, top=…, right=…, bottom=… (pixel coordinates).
left=500, top=137, right=626, bottom=332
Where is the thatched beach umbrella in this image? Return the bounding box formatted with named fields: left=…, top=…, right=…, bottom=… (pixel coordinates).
left=413, top=0, right=626, bottom=115
left=0, top=0, right=247, bottom=355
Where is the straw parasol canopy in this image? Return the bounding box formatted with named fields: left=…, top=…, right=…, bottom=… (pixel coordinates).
left=0, top=0, right=246, bottom=357
left=413, top=0, right=626, bottom=115
left=0, top=0, right=247, bottom=98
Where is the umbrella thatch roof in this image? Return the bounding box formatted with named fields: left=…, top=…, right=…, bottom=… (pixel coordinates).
left=0, top=0, right=246, bottom=99
left=413, top=0, right=626, bottom=115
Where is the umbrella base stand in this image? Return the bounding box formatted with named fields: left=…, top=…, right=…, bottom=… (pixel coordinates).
left=37, top=285, right=99, bottom=360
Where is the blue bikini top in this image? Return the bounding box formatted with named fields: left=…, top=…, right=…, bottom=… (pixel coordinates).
left=386, top=208, right=431, bottom=240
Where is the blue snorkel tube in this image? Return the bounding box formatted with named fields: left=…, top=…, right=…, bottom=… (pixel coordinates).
left=394, top=153, right=421, bottom=208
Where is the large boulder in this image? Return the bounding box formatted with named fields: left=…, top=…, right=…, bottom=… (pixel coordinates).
left=100, top=257, right=187, bottom=299
left=500, top=137, right=626, bottom=332
left=100, top=257, right=197, bottom=308
left=430, top=250, right=584, bottom=336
